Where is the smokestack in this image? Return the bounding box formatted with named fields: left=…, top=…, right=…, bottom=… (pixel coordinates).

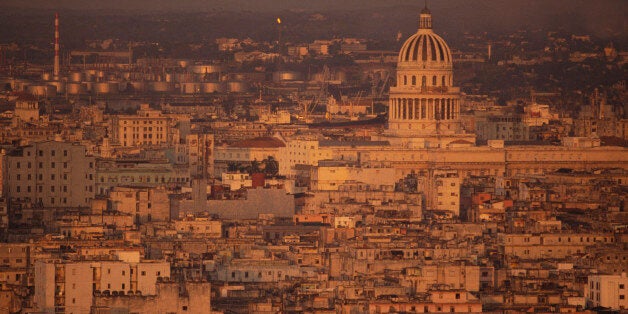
left=54, top=13, right=60, bottom=78
left=487, top=43, right=492, bottom=61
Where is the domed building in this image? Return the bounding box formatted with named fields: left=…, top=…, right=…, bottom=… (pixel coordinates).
left=382, top=6, right=475, bottom=148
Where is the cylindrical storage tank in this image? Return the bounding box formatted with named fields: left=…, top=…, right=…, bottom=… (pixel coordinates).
left=92, top=82, right=119, bottom=94
left=49, top=81, right=65, bottom=94
left=177, top=59, right=191, bottom=68
left=226, top=81, right=249, bottom=93
left=83, top=82, right=93, bottom=93
left=11, top=79, right=31, bottom=91
left=174, top=73, right=193, bottom=83
left=334, top=70, right=348, bottom=83
left=69, top=72, right=83, bottom=82
left=0, top=78, right=12, bottom=91
left=148, top=81, right=174, bottom=93
left=189, top=64, right=224, bottom=74
left=95, top=70, right=106, bottom=80
left=180, top=82, right=201, bottom=94
left=27, top=84, right=56, bottom=97
left=310, top=72, right=324, bottom=82
left=41, top=72, right=52, bottom=81
left=228, top=73, right=248, bottom=81
left=126, top=81, right=147, bottom=93
left=66, top=83, right=85, bottom=94
left=273, top=71, right=303, bottom=82
left=201, top=82, right=225, bottom=94
left=83, top=71, right=94, bottom=82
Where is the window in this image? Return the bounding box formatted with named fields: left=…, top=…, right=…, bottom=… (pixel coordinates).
left=141, top=271, right=146, bottom=276
left=63, top=150, right=67, bottom=156
left=16, top=162, right=20, bottom=169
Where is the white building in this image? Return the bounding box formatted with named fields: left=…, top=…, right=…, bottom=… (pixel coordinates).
left=432, top=170, right=460, bottom=215
left=586, top=273, right=628, bottom=310
left=34, top=259, right=171, bottom=313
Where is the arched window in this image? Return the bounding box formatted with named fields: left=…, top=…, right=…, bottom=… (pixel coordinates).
left=412, top=76, right=416, bottom=85
left=432, top=76, right=437, bottom=86
left=442, top=76, right=446, bottom=86
left=403, top=75, right=408, bottom=85
left=421, top=76, right=426, bottom=87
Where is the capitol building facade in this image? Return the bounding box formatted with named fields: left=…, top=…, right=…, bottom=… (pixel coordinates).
left=382, top=7, right=475, bottom=148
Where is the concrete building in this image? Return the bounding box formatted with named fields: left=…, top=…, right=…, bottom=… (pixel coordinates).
left=109, top=186, right=170, bottom=224
left=432, top=170, right=461, bottom=216
left=586, top=273, right=628, bottom=310
left=3, top=141, right=96, bottom=208
left=34, top=259, right=170, bottom=314
left=213, top=136, right=284, bottom=177
left=111, top=104, right=174, bottom=147
left=92, top=281, right=211, bottom=314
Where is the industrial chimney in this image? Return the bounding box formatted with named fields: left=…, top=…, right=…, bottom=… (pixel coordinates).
left=54, top=13, right=60, bottom=79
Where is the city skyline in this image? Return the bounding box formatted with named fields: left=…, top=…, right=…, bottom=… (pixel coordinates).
left=0, top=2, right=626, bottom=313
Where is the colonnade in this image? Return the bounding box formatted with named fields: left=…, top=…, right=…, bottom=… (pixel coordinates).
left=389, top=97, right=458, bottom=121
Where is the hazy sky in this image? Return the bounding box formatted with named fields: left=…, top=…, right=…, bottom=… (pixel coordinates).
left=0, top=0, right=625, bottom=45
left=0, top=0, right=625, bottom=14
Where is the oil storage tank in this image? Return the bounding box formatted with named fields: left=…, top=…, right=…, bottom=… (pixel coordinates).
left=201, top=82, right=226, bottom=94
left=92, top=82, right=120, bottom=94
left=180, top=82, right=201, bottom=94
left=27, top=84, right=56, bottom=97
left=66, top=83, right=86, bottom=95
left=148, top=81, right=174, bottom=93
left=273, top=70, right=303, bottom=82
left=226, top=81, right=249, bottom=93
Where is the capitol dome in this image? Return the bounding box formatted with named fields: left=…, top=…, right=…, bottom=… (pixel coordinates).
left=398, top=7, right=452, bottom=67
left=398, top=33, right=452, bottom=65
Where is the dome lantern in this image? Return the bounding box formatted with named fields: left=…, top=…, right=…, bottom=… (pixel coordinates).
left=419, top=6, right=432, bottom=30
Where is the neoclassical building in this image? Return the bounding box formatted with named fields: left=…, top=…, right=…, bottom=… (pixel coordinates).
left=381, top=7, right=475, bottom=148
